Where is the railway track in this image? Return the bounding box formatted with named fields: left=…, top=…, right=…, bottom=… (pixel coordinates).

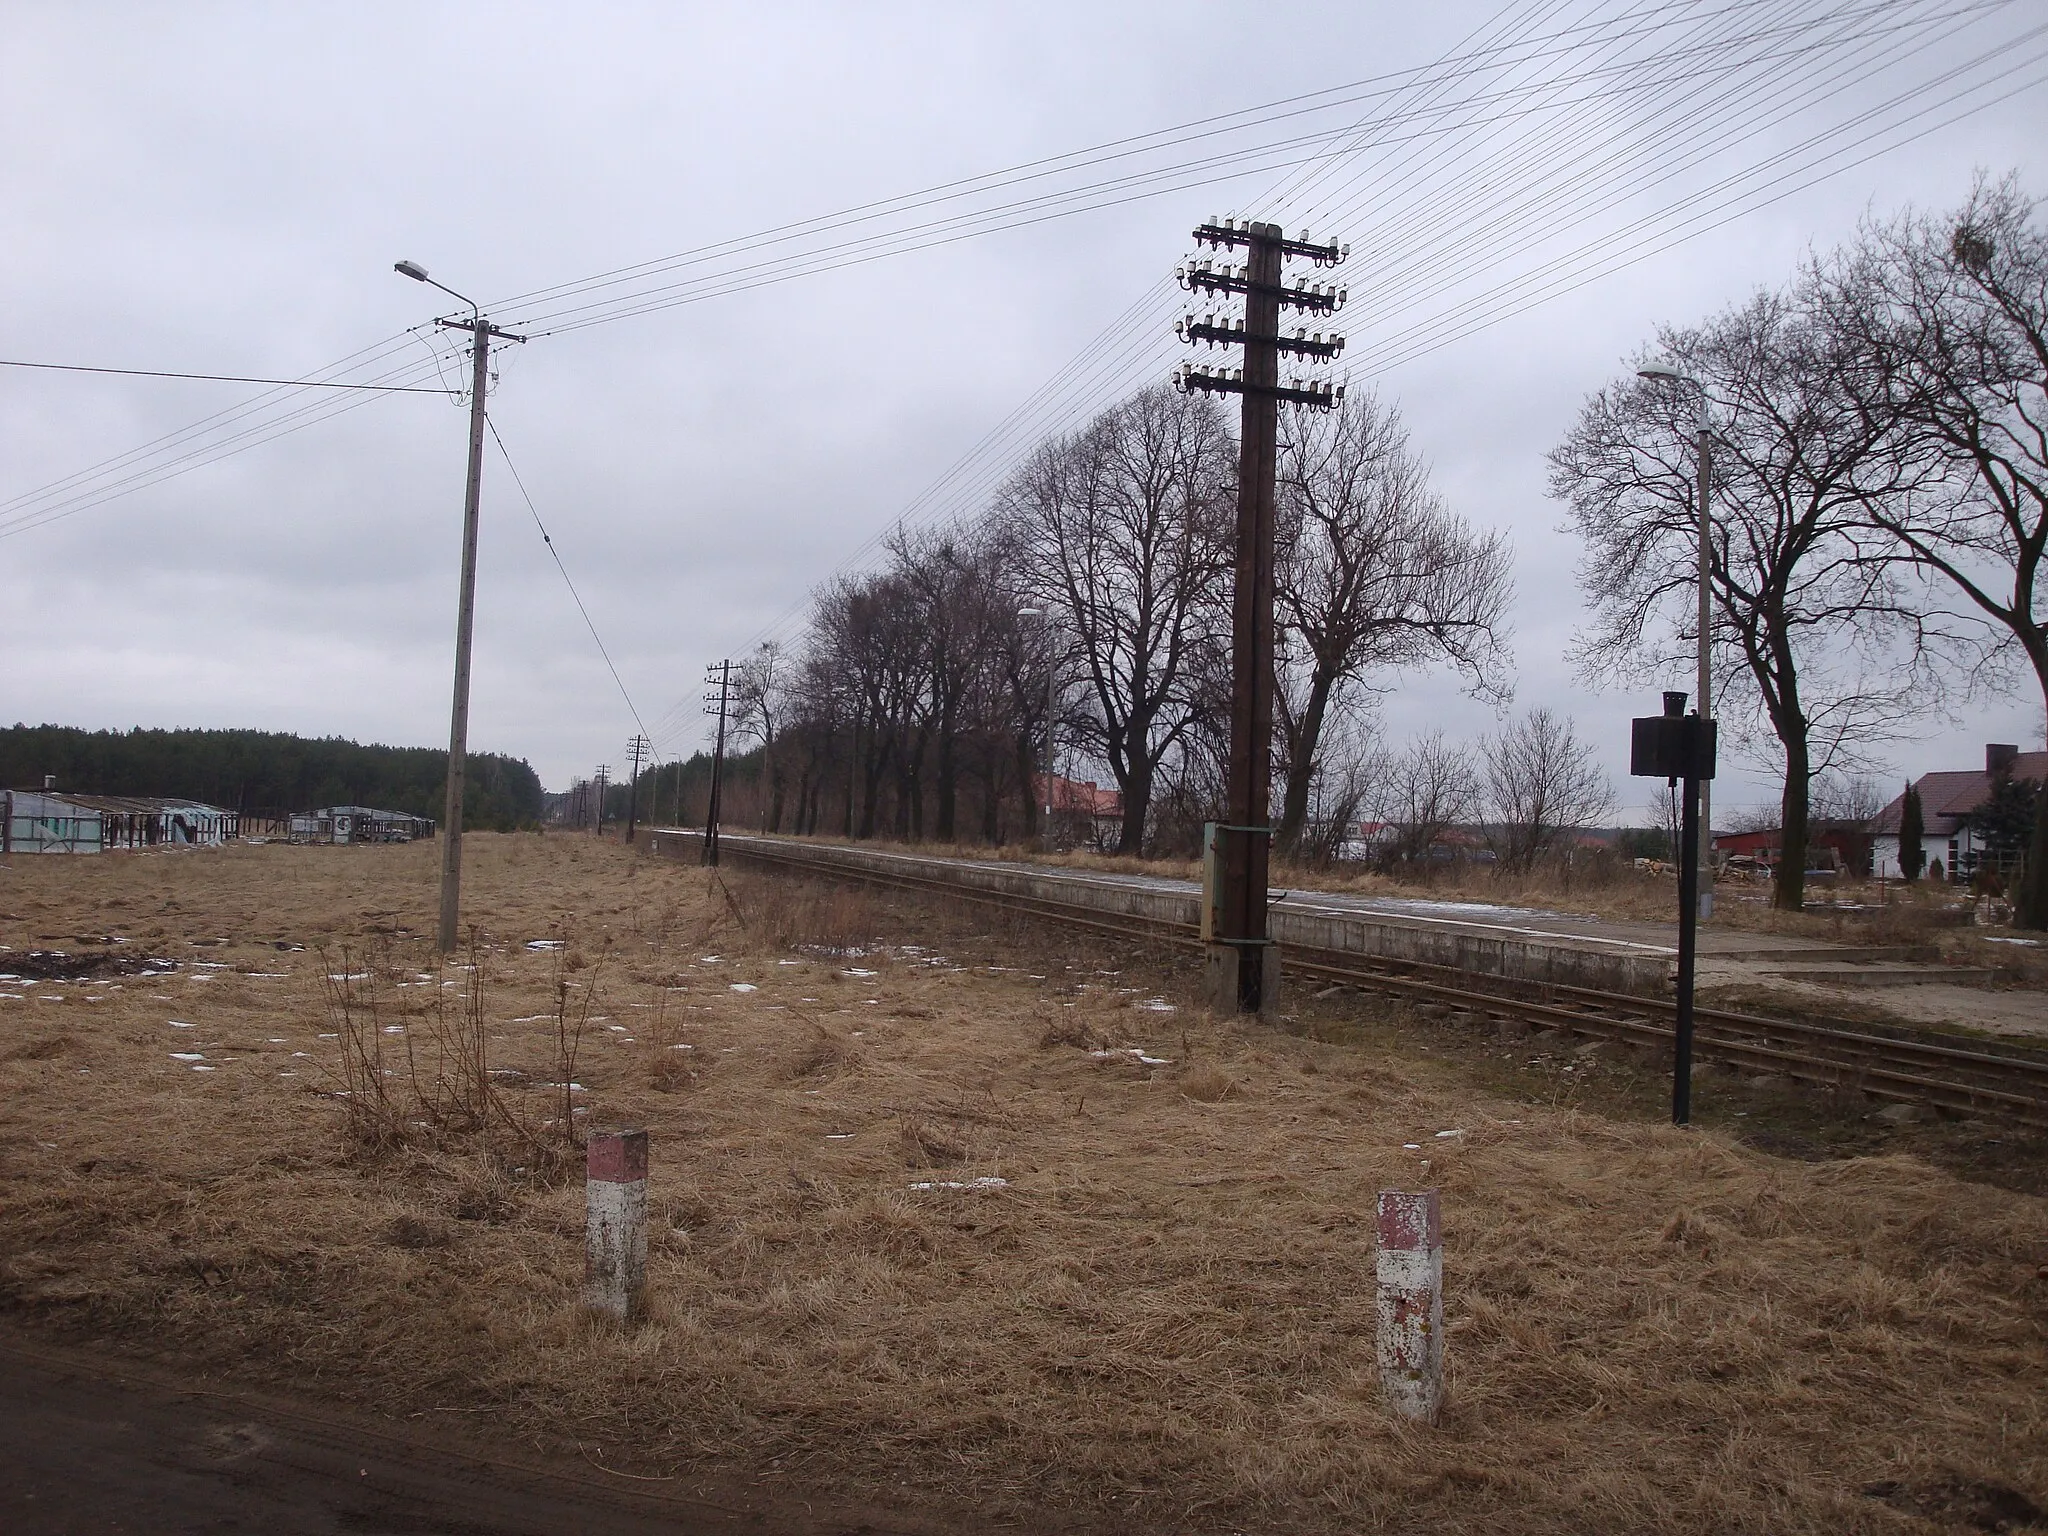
left=709, top=838, right=2048, bottom=1128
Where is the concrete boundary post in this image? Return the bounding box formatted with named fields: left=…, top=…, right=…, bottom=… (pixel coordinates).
left=1376, top=1188, right=1443, bottom=1422
left=585, top=1130, right=649, bottom=1321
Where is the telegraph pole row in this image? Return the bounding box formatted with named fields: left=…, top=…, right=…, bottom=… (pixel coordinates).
left=592, top=764, right=610, bottom=838
left=703, top=660, right=731, bottom=866
left=1173, top=218, right=1347, bottom=1016
left=623, top=734, right=650, bottom=847
left=393, top=260, right=529, bottom=955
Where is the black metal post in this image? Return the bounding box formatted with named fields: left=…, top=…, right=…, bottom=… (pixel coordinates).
left=1673, top=764, right=1701, bottom=1125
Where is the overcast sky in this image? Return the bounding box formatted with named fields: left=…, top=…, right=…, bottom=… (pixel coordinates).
left=4, top=1, right=2045, bottom=819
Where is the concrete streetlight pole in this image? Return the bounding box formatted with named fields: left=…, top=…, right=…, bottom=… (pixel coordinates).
left=1018, top=608, right=1056, bottom=851
left=394, top=261, right=525, bottom=952
left=1639, top=364, right=1716, bottom=920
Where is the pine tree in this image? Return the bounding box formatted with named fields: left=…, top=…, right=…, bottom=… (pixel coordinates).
left=1898, top=780, right=1925, bottom=882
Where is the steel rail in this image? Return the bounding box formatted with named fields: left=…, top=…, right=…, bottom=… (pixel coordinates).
left=695, top=837, right=2048, bottom=1127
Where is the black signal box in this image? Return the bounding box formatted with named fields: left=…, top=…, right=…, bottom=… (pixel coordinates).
left=1631, top=714, right=1717, bottom=780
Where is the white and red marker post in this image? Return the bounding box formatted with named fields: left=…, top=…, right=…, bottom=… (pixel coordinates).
left=1376, top=1188, right=1444, bottom=1422
left=585, top=1129, right=649, bottom=1321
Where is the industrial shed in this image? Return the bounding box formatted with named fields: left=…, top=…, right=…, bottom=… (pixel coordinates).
left=288, top=806, right=434, bottom=845
left=2, top=791, right=237, bottom=854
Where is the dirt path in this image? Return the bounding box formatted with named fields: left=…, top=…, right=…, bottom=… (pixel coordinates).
left=0, top=1330, right=912, bottom=1535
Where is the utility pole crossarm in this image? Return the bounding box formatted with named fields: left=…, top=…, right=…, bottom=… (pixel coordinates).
left=433, top=317, right=530, bottom=344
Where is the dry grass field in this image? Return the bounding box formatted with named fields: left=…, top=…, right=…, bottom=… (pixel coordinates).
left=2, top=834, right=2046, bottom=1534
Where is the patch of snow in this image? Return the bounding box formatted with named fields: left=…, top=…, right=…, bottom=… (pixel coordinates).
left=730, top=983, right=758, bottom=993
left=825, top=1132, right=854, bottom=1140
left=191, top=1065, right=216, bottom=1072
left=1403, top=1143, right=1423, bottom=1151
left=169, top=1052, right=205, bottom=1061
left=1985, top=936, right=2042, bottom=947
left=168, top=1020, right=194, bottom=1028
left=327, top=972, right=370, bottom=982
left=908, top=1176, right=1008, bottom=1192
left=1137, top=998, right=1176, bottom=1012
left=843, top=968, right=878, bottom=979
left=1435, top=1129, right=1463, bottom=1139
left=524, top=940, right=565, bottom=951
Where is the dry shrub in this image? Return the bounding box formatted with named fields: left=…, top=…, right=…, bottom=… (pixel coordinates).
left=726, top=873, right=879, bottom=956
left=1038, top=1015, right=1093, bottom=1049
left=645, top=1054, right=698, bottom=1093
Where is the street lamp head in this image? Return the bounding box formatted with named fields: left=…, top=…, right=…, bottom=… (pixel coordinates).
left=1637, top=362, right=1700, bottom=389
left=394, top=260, right=430, bottom=282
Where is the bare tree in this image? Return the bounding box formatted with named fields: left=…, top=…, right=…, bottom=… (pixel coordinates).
left=1482, top=708, right=1614, bottom=875
left=1553, top=286, right=1943, bottom=910
left=998, top=385, right=1233, bottom=854
left=1811, top=771, right=1887, bottom=825
left=1274, top=391, right=1511, bottom=854
left=1818, top=173, right=2048, bottom=926
left=1375, top=730, right=1483, bottom=866
left=729, top=642, right=786, bottom=832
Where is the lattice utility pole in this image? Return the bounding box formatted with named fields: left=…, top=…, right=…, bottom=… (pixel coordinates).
left=702, top=660, right=732, bottom=866
left=623, top=735, right=650, bottom=847
left=593, top=765, right=610, bottom=838
left=1173, top=217, right=1347, bottom=1015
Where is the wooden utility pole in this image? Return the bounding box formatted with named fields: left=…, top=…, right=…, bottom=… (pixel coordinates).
left=593, top=765, right=610, bottom=838
left=702, top=660, right=731, bottom=866
left=623, top=734, right=650, bottom=847
left=1174, top=218, right=1347, bottom=1014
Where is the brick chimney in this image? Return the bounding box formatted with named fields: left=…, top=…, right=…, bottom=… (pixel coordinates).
left=1987, top=743, right=2018, bottom=775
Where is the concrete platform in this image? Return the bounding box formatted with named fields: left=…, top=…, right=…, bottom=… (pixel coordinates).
left=651, top=831, right=1684, bottom=993
left=649, top=829, right=2034, bottom=1024
left=1760, top=964, right=2000, bottom=987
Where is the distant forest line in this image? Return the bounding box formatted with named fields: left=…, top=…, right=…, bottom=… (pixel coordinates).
left=1, top=726, right=544, bottom=831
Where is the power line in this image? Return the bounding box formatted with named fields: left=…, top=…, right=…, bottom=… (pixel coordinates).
left=2, top=0, right=2015, bottom=547
left=648, top=0, right=2043, bottom=741
left=0, top=358, right=448, bottom=393
left=486, top=415, right=658, bottom=751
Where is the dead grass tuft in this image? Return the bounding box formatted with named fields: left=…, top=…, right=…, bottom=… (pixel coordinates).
left=5, top=1036, right=74, bottom=1062
left=790, top=1025, right=861, bottom=1080
left=896, top=1117, right=966, bottom=1167
left=1177, top=1064, right=1240, bottom=1103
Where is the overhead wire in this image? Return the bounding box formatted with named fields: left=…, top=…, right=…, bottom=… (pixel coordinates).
left=645, top=0, right=2041, bottom=745
left=0, top=0, right=2002, bottom=545
left=486, top=415, right=661, bottom=760
left=0, top=358, right=446, bottom=393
